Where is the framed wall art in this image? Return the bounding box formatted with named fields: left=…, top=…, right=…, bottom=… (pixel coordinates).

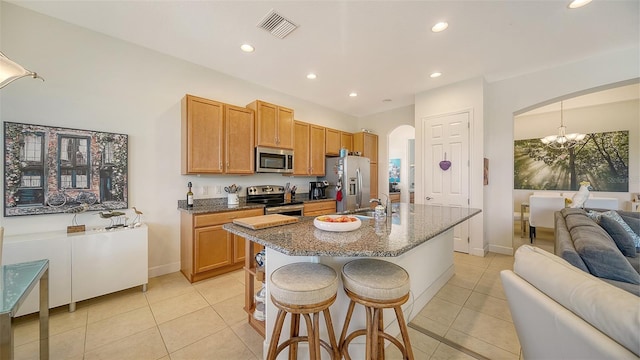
left=4, top=122, right=128, bottom=216
left=514, top=130, right=628, bottom=192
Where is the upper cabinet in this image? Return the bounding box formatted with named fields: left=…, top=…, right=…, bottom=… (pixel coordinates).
left=247, top=100, right=294, bottom=149
left=354, top=132, right=378, bottom=163
left=293, top=121, right=326, bottom=176
left=182, top=95, right=224, bottom=174
left=182, top=94, right=254, bottom=175
left=341, top=132, right=354, bottom=153
left=325, top=128, right=341, bottom=156
left=225, top=105, right=255, bottom=174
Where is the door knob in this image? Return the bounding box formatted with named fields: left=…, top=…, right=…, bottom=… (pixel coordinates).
left=425, top=196, right=433, bottom=200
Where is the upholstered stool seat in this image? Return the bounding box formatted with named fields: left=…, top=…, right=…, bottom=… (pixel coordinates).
left=267, top=262, right=340, bottom=360
left=339, top=259, right=414, bottom=360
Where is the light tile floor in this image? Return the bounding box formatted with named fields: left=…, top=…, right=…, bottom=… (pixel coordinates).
left=12, top=225, right=555, bottom=359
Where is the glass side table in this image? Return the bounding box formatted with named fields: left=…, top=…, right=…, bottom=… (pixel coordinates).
left=0, top=259, right=49, bottom=360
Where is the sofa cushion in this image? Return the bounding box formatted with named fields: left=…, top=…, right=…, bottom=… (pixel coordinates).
left=602, top=211, right=640, bottom=248
left=513, top=245, right=640, bottom=356
left=620, top=214, right=640, bottom=238
left=599, top=215, right=638, bottom=258
left=554, top=213, right=589, bottom=272
left=571, top=225, right=640, bottom=284
left=560, top=207, right=587, bottom=217
left=565, top=213, right=598, bottom=231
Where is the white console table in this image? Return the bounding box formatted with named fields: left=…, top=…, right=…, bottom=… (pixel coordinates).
left=2, top=225, right=148, bottom=316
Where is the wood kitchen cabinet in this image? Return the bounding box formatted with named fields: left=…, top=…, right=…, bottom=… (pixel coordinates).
left=181, top=95, right=224, bottom=174
left=341, top=132, right=354, bottom=152
left=180, top=208, right=263, bottom=283
left=370, top=162, right=378, bottom=201
left=247, top=100, right=294, bottom=149
left=325, top=127, right=341, bottom=155
left=304, top=200, right=337, bottom=216
left=293, top=121, right=326, bottom=176
left=182, top=95, right=255, bottom=174
left=390, top=192, right=401, bottom=203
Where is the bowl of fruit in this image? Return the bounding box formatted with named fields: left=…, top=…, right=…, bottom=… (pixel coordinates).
left=313, top=215, right=362, bottom=232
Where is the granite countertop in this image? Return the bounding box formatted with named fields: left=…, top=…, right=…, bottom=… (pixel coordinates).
left=177, top=196, right=336, bottom=214
left=223, top=203, right=481, bottom=257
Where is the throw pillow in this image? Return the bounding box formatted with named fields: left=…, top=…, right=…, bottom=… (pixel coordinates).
left=599, top=215, right=637, bottom=258
left=601, top=211, right=640, bottom=249
left=620, top=214, right=640, bottom=237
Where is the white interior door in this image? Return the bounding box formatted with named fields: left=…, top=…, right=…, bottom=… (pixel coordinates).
left=422, top=112, right=470, bottom=253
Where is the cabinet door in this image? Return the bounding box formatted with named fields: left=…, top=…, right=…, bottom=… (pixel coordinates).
left=195, top=225, right=233, bottom=273
left=310, top=125, right=326, bottom=175
left=225, top=105, right=255, bottom=174
left=325, top=128, right=341, bottom=155
left=233, top=234, right=246, bottom=264
left=253, top=101, right=278, bottom=148
left=293, top=121, right=311, bottom=175
left=182, top=95, right=224, bottom=174
left=341, top=132, right=353, bottom=152
left=370, top=162, right=378, bottom=201
left=277, top=106, right=294, bottom=149
left=72, top=226, right=148, bottom=303
left=354, top=132, right=378, bottom=163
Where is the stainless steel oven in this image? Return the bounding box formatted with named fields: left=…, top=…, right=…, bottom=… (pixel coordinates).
left=246, top=185, right=304, bottom=216
left=255, top=147, right=293, bottom=173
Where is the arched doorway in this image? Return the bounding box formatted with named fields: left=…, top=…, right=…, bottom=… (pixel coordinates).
left=388, top=125, right=415, bottom=203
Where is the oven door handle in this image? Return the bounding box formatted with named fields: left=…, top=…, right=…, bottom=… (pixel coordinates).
left=265, top=205, right=304, bottom=215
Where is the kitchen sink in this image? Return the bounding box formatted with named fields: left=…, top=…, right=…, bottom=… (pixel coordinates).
left=350, top=210, right=376, bottom=219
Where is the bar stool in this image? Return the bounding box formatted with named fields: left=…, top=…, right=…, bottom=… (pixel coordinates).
left=267, top=262, right=340, bottom=360
left=339, top=259, right=414, bottom=360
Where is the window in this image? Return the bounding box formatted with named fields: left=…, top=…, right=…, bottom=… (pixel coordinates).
left=103, top=141, right=114, bottom=164
left=17, top=132, right=45, bottom=206
left=58, top=136, right=91, bottom=189
left=20, top=134, right=43, bottom=162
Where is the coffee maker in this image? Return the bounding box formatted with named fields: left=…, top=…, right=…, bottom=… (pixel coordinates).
left=309, top=181, right=328, bottom=200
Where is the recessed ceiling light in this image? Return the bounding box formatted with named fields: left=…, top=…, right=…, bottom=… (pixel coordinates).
left=568, top=0, right=592, bottom=9
left=349, top=92, right=358, bottom=97
left=240, top=44, right=254, bottom=52
left=430, top=72, right=442, bottom=78
left=431, top=22, right=449, bottom=33
left=306, top=73, right=317, bottom=80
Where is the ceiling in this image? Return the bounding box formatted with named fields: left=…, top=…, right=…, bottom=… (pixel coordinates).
left=8, top=1, right=640, bottom=117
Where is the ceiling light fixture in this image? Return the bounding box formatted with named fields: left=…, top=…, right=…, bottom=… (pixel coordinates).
left=306, top=73, right=317, bottom=80
left=349, top=92, right=358, bottom=97
left=0, top=52, right=44, bottom=89
left=430, top=72, right=442, bottom=78
left=382, top=99, right=392, bottom=103
left=540, top=101, right=586, bottom=150
left=568, top=0, right=592, bottom=9
left=240, top=44, right=255, bottom=52
left=431, top=22, right=449, bottom=33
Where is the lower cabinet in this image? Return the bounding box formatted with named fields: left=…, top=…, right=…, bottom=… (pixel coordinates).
left=304, top=200, right=337, bottom=216
left=180, top=208, right=263, bottom=283
left=3, top=225, right=149, bottom=316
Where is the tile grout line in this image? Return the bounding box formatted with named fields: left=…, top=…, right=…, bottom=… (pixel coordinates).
left=408, top=322, right=490, bottom=360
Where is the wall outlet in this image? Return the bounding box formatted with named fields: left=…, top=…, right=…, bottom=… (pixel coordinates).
left=202, top=186, right=208, bottom=195
left=214, top=185, right=222, bottom=194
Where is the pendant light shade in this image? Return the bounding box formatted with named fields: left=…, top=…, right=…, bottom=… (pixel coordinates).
left=540, top=101, right=586, bottom=149
left=0, top=52, right=44, bottom=89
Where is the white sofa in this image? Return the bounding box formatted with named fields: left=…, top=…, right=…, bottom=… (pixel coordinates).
left=528, top=194, right=617, bottom=241
left=501, top=245, right=639, bottom=359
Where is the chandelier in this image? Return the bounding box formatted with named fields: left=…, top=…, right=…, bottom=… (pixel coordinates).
left=540, top=101, right=585, bottom=149
left=0, top=52, right=44, bottom=89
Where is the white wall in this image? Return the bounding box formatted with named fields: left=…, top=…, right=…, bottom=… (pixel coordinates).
left=357, top=105, right=414, bottom=199
left=0, top=3, right=358, bottom=276
left=485, top=46, right=640, bottom=255
left=414, top=78, right=486, bottom=256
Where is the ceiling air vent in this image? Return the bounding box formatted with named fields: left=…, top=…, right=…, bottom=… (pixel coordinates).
left=257, top=9, right=298, bottom=39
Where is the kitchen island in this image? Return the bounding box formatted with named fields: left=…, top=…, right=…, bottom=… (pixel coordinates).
left=224, top=203, right=481, bottom=359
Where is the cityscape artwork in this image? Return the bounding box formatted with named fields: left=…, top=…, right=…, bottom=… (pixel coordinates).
left=4, top=122, right=128, bottom=216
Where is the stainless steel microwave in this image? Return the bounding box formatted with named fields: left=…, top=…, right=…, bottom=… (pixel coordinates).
left=255, top=147, right=294, bottom=173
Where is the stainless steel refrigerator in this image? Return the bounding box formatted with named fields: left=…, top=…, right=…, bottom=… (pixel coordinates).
left=323, top=156, right=370, bottom=212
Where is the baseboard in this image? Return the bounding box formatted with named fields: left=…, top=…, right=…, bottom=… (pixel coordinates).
left=148, top=261, right=181, bottom=278
left=489, top=244, right=514, bottom=256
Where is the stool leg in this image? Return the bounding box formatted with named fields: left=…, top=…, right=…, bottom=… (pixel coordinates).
left=302, top=313, right=317, bottom=360
left=289, top=313, right=300, bottom=360
left=378, top=309, right=385, bottom=360
left=268, top=309, right=287, bottom=360
left=339, top=300, right=356, bottom=357
left=365, top=306, right=374, bottom=360
left=322, top=308, right=340, bottom=359
left=394, top=305, right=414, bottom=360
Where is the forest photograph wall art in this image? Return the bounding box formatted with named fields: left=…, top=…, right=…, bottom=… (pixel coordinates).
left=514, top=130, right=629, bottom=192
